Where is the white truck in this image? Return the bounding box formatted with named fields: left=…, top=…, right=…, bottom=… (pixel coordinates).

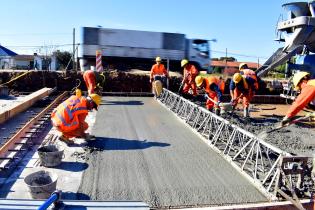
left=79, top=27, right=211, bottom=71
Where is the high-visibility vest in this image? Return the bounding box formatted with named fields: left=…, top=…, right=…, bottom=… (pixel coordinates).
left=204, top=76, right=225, bottom=94
left=241, top=69, right=258, bottom=89
left=308, top=79, right=315, bottom=87
left=51, top=95, right=88, bottom=132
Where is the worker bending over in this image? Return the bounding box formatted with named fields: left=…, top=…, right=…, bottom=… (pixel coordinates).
left=83, top=69, right=105, bottom=95
left=181, top=59, right=199, bottom=97
left=281, top=71, right=315, bottom=125
left=239, top=63, right=259, bottom=90
left=195, top=75, right=225, bottom=115
left=230, top=73, right=256, bottom=118
left=51, top=94, right=101, bottom=145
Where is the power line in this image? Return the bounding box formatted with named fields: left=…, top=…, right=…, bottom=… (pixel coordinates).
left=211, top=49, right=269, bottom=59
left=0, top=33, right=71, bottom=36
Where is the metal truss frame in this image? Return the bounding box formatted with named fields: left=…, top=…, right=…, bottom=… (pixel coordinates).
left=158, top=89, right=310, bottom=201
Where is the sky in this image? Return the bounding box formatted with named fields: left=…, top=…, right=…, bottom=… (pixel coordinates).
left=0, top=0, right=289, bottom=63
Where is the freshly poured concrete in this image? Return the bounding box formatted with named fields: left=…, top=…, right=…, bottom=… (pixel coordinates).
left=79, top=97, right=267, bottom=208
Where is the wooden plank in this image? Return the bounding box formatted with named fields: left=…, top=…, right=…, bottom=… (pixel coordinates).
left=0, top=88, right=52, bottom=124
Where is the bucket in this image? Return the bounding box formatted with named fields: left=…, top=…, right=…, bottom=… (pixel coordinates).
left=37, top=144, right=64, bottom=167
left=24, top=170, right=58, bottom=199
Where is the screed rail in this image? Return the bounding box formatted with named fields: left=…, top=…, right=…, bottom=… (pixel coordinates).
left=0, top=92, right=68, bottom=173
left=158, top=89, right=312, bottom=201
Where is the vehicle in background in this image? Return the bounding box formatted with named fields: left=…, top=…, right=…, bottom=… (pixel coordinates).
left=79, top=27, right=212, bottom=71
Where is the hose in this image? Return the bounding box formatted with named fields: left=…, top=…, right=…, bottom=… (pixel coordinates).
left=0, top=71, right=30, bottom=87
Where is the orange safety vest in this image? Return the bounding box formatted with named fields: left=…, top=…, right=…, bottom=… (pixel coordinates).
left=184, top=64, right=199, bottom=83
left=51, top=95, right=88, bottom=132
left=241, top=69, right=258, bottom=89
left=150, top=63, right=167, bottom=78
left=204, top=76, right=225, bottom=94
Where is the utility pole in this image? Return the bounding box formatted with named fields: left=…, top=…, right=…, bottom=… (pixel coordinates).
left=225, top=48, right=227, bottom=71
left=73, top=28, right=75, bottom=71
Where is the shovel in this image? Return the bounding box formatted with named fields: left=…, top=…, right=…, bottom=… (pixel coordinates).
left=257, top=114, right=312, bottom=139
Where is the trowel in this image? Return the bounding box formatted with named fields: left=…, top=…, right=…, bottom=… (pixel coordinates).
left=257, top=114, right=313, bottom=139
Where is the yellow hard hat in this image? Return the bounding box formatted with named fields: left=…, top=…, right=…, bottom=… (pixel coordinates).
left=233, top=73, right=243, bottom=84
left=155, top=56, right=162, bottom=62
left=292, top=71, right=310, bottom=89
left=89, top=93, right=102, bottom=106
left=181, top=59, right=189, bottom=67
left=195, top=76, right=204, bottom=87
left=239, top=63, right=248, bottom=70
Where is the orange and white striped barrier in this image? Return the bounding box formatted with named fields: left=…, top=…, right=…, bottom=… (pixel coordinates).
left=96, top=50, right=103, bottom=72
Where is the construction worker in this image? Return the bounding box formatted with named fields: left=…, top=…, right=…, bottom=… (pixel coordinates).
left=51, top=93, right=102, bottom=145
left=83, top=69, right=105, bottom=95
left=181, top=59, right=199, bottom=96
left=281, top=71, right=315, bottom=125
left=150, top=56, right=169, bottom=85
left=195, top=75, right=225, bottom=115
left=230, top=73, right=256, bottom=118
left=239, top=63, right=259, bottom=90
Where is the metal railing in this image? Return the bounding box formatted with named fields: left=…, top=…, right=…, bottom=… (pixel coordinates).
left=157, top=89, right=307, bottom=200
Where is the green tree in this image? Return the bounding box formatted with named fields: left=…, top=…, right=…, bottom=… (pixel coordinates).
left=54, top=50, right=73, bottom=70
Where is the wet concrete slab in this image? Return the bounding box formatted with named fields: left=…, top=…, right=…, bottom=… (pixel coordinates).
left=79, top=97, right=267, bottom=208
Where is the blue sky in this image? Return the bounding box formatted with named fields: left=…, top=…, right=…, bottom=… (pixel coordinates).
left=0, top=0, right=289, bottom=63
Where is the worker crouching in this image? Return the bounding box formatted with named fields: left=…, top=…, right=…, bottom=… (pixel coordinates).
left=195, top=75, right=225, bottom=115
left=281, top=71, right=315, bottom=125
left=51, top=94, right=102, bottom=145
left=181, top=59, right=199, bottom=97
left=230, top=73, right=256, bottom=118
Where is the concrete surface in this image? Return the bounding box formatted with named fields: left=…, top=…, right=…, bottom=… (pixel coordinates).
left=0, top=110, right=97, bottom=200
left=228, top=104, right=315, bottom=156
left=78, top=97, right=267, bottom=208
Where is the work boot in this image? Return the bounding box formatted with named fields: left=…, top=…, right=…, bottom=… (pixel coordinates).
left=58, top=135, right=75, bottom=145
left=243, top=107, right=250, bottom=118
left=84, top=133, right=96, bottom=141
left=214, top=108, right=220, bottom=116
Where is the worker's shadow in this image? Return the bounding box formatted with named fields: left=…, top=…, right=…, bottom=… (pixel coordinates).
left=61, top=191, right=90, bottom=200
left=54, top=161, right=89, bottom=172
left=86, top=137, right=170, bottom=151
left=100, top=100, right=144, bottom=106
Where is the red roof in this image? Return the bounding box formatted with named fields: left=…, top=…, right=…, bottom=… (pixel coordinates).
left=211, top=61, right=261, bottom=69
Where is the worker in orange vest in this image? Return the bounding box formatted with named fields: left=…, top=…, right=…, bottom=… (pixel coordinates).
left=195, top=75, right=225, bottom=115
left=230, top=73, right=257, bottom=118
left=83, top=69, right=105, bottom=95
left=150, top=56, right=169, bottom=84
left=181, top=59, right=199, bottom=96
left=281, top=71, right=315, bottom=125
left=239, top=63, right=259, bottom=90
left=51, top=93, right=102, bottom=145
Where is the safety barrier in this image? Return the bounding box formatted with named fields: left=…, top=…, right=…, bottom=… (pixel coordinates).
left=158, top=89, right=311, bottom=201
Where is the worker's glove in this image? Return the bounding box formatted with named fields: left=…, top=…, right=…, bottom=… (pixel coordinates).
left=281, top=116, right=292, bottom=126
left=150, top=78, right=153, bottom=83
left=216, top=101, right=221, bottom=107
left=204, top=94, right=209, bottom=100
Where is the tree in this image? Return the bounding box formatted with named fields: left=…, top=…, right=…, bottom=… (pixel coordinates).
left=219, top=57, right=237, bottom=62
left=54, top=50, right=73, bottom=70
